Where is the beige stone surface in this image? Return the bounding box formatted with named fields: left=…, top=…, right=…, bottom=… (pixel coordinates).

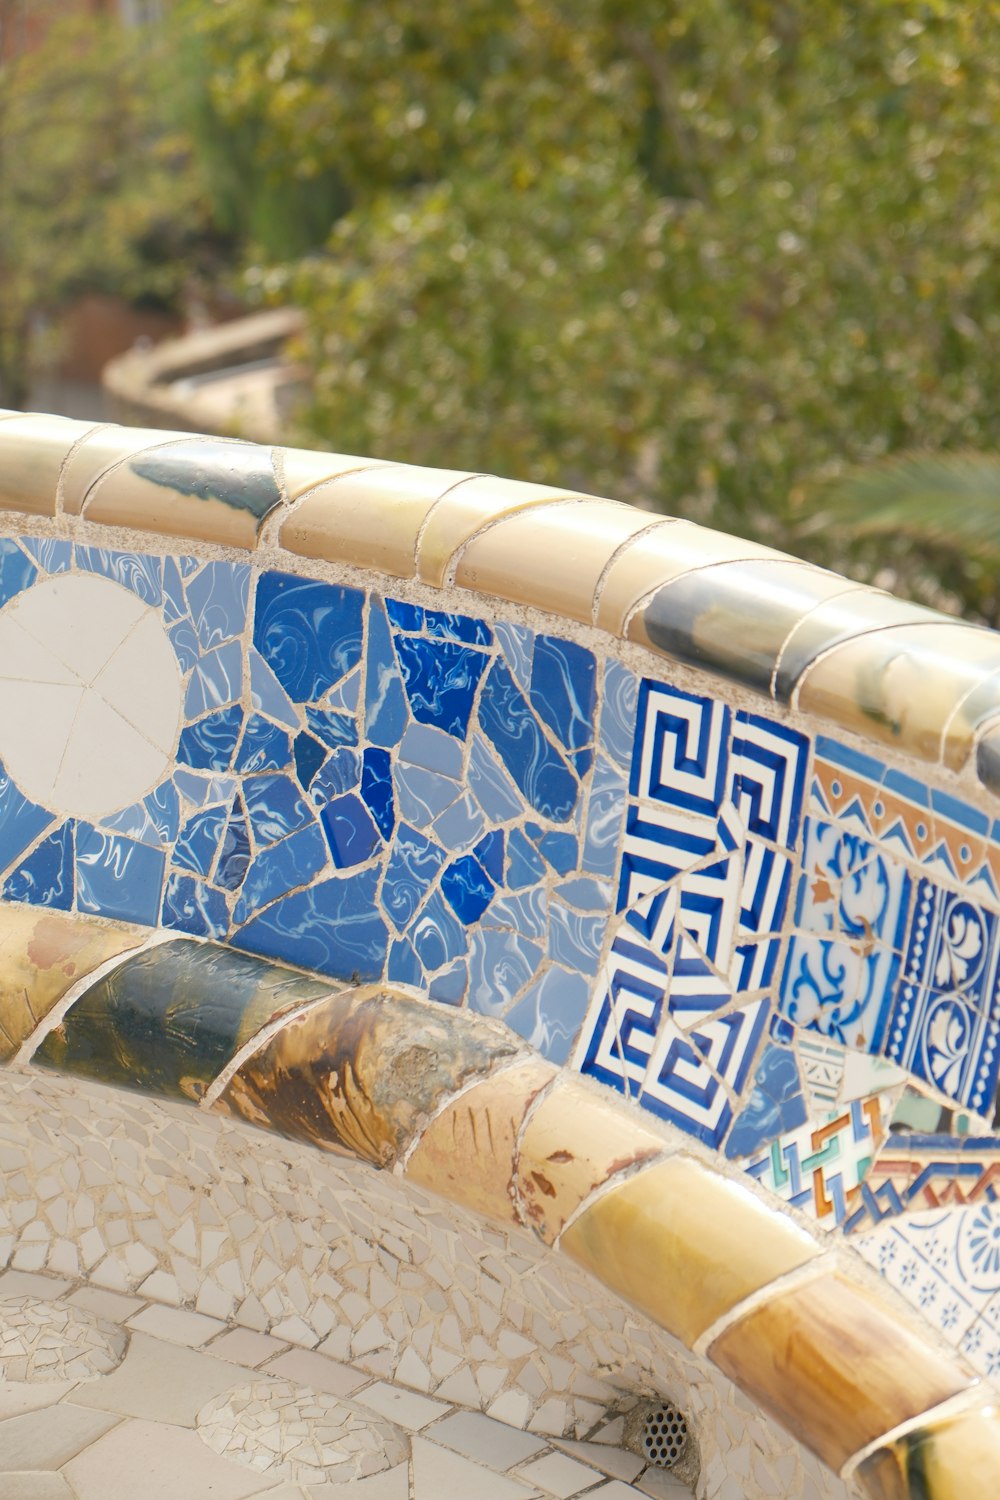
left=63, top=1417, right=278, bottom=1500
left=72, top=1331, right=247, bottom=1427
left=0, top=1403, right=119, bottom=1469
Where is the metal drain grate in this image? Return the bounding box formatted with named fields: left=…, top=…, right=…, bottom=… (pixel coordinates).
left=640, top=1402, right=688, bottom=1469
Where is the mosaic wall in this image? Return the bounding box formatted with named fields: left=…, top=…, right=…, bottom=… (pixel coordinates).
left=1, top=531, right=1000, bottom=1396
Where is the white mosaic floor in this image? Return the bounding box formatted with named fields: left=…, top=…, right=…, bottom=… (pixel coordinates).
left=0, top=1268, right=694, bottom=1500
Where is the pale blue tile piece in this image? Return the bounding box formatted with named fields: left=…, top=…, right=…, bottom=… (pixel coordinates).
left=173, top=804, right=228, bottom=878
left=479, top=658, right=578, bottom=822
left=530, top=635, right=597, bottom=752
left=161, top=557, right=191, bottom=621
left=582, top=753, right=626, bottom=877
left=432, top=791, right=486, bottom=851
left=483, top=885, right=549, bottom=942
left=233, top=822, right=330, bottom=923
left=327, top=668, right=361, bottom=713
left=76, top=546, right=161, bottom=606
left=311, top=748, right=362, bottom=804
left=394, top=763, right=459, bottom=828
left=321, top=794, right=381, bottom=868
left=365, top=597, right=408, bottom=748
left=429, top=961, right=468, bottom=1005
left=234, top=716, right=292, bottom=774
left=248, top=648, right=300, bottom=730
left=557, top=876, right=613, bottom=911
left=21, top=537, right=72, bottom=574
left=187, top=560, right=251, bottom=650
left=409, top=890, right=468, bottom=972
left=382, top=824, right=447, bottom=931
left=506, top=827, right=546, bottom=888
left=161, top=874, right=229, bottom=940
left=399, top=722, right=464, bottom=779
left=102, top=779, right=179, bottom=848
left=242, top=774, right=313, bottom=847
left=173, top=769, right=237, bottom=808
left=233, top=869, right=387, bottom=981
left=75, top=824, right=164, bottom=924
left=168, top=618, right=201, bottom=674
left=0, top=767, right=52, bottom=874
left=599, top=660, right=639, bottom=770
left=504, top=967, right=591, bottom=1063
left=467, top=928, right=542, bottom=1017
left=467, top=734, right=523, bottom=823
left=0, top=540, right=36, bottom=608
left=494, top=620, right=534, bottom=692
left=548, top=899, right=604, bottom=975
left=534, top=829, right=578, bottom=876
left=185, top=640, right=244, bottom=717
left=388, top=937, right=423, bottom=986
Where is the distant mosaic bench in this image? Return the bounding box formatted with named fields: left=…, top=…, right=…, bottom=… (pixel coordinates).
left=1, top=408, right=999, bottom=1499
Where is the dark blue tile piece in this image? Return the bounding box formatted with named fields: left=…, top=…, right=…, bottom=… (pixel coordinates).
left=236, top=716, right=293, bottom=774
left=557, top=876, right=611, bottom=911
left=494, top=620, right=533, bottom=691
left=173, top=804, right=228, bottom=878
left=432, top=792, right=485, bottom=850
left=76, top=824, right=165, bottom=924
left=293, top=731, right=327, bottom=790
left=177, top=706, right=244, bottom=771
left=530, top=636, right=597, bottom=752
left=304, top=707, right=358, bottom=750
left=467, top=928, right=542, bottom=1016
left=186, top=561, right=251, bottom=650
left=161, top=874, right=229, bottom=940
left=243, top=774, right=313, bottom=847
left=482, top=885, right=548, bottom=942
left=474, top=830, right=505, bottom=885
left=364, top=597, right=408, bottom=749
left=467, top=735, right=523, bottom=822
left=399, top=722, right=464, bottom=778
left=599, top=661, right=639, bottom=769
left=725, top=1044, right=808, bottom=1159
left=173, top=769, right=237, bottom=808
left=130, top=440, right=281, bottom=523
left=385, top=598, right=424, bottom=632
left=0, top=768, right=52, bottom=874
left=548, top=899, right=603, bottom=975
left=572, top=748, right=594, bottom=779
left=582, top=754, right=626, bottom=878
left=233, top=870, right=388, bottom=981
left=387, top=596, right=493, bottom=646
left=815, top=734, right=887, bottom=786
left=248, top=647, right=300, bottom=730
left=76, top=546, right=162, bottom=606
left=506, top=827, right=546, bottom=889
left=4, top=823, right=74, bottom=909
left=0, top=540, right=37, bottom=608
left=310, top=748, right=362, bottom=804
left=535, top=830, right=578, bottom=876
left=22, top=537, right=72, bottom=574
left=409, top=890, right=468, bottom=972
left=161, top=556, right=190, bottom=621
left=395, top=637, right=488, bottom=739
left=361, top=748, right=395, bottom=840
left=168, top=618, right=201, bottom=674
left=216, top=797, right=251, bottom=891
left=479, top=659, right=578, bottom=822
left=394, top=763, right=459, bottom=827
left=382, top=824, right=447, bottom=931
left=505, top=968, right=590, bottom=1064
left=255, top=571, right=363, bottom=703
left=388, top=937, right=423, bottom=986
left=321, top=794, right=381, bottom=869
left=327, top=668, right=361, bottom=713
left=770, top=1013, right=796, bottom=1045
left=233, top=823, right=330, bottom=923
left=441, top=855, right=494, bottom=923
left=185, top=640, right=244, bottom=717
left=429, top=961, right=468, bottom=1005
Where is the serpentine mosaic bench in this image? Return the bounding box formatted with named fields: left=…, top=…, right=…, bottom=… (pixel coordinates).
left=0, top=408, right=999, bottom=1498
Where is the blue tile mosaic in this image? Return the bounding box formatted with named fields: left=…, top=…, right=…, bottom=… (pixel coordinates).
left=725, top=1043, right=808, bottom=1159
left=187, top=561, right=250, bottom=650
left=408, top=890, right=468, bottom=973
left=0, top=771, right=52, bottom=875
left=173, top=804, right=228, bottom=878
left=20, top=537, right=72, bottom=574
left=321, top=794, right=381, bottom=869
left=381, top=825, right=447, bottom=931
left=599, top=661, right=639, bottom=769
left=4, top=824, right=74, bottom=910
left=327, top=668, right=361, bottom=713
left=530, top=636, right=597, bottom=752
left=311, top=748, right=362, bottom=803
left=479, top=659, right=578, bottom=822
left=234, top=870, right=387, bottom=980
left=215, top=798, right=252, bottom=891
left=254, top=571, right=363, bottom=701
left=75, top=826, right=164, bottom=925
left=161, top=873, right=229, bottom=939
left=304, top=707, right=358, bottom=750
left=0, top=540, right=38, bottom=608
left=185, top=641, right=243, bottom=716
left=506, top=967, right=591, bottom=1064
left=292, top=731, right=327, bottom=790
left=395, top=636, right=488, bottom=740
left=364, top=598, right=408, bottom=749
left=467, top=928, right=542, bottom=1016
left=77, top=545, right=162, bottom=606
left=467, top=734, right=523, bottom=822
left=360, top=748, right=395, bottom=840
left=248, top=648, right=299, bottom=729
left=242, top=775, right=313, bottom=847
left=236, top=717, right=293, bottom=774
left=177, top=706, right=244, bottom=771
left=441, top=854, right=494, bottom=924
left=233, top=823, right=329, bottom=922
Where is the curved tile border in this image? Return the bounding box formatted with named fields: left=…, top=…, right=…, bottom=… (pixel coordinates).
left=1, top=906, right=990, bottom=1498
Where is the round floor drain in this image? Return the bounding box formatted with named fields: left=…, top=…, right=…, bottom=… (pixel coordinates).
left=640, top=1402, right=688, bottom=1468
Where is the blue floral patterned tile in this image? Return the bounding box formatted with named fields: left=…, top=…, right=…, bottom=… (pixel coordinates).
left=215, top=798, right=252, bottom=890
left=233, top=870, right=387, bottom=980
left=467, top=928, right=542, bottom=1016
left=185, top=640, right=244, bottom=717
left=409, top=890, right=468, bottom=972
left=76, top=546, right=162, bottom=606
left=161, top=873, right=229, bottom=939
left=22, top=537, right=72, bottom=574
left=796, top=818, right=911, bottom=949
left=4, top=823, right=74, bottom=909
left=725, top=1043, right=808, bottom=1159
left=395, top=636, right=488, bottom=740
left=467, top=734, right=523, bottom=823
left=187, top=560, right=250, bottom=650
left=173, top=804, right=228, bottom=878
left=548, top=899, right=603, bottom=975
left=530, top=635, right=597, bottom=751
left=242, top=774, right=313, bottom=847
left=382, top=824, right=447, bottom=931
left=394, top=763, right=459, bottom=828
left=598, top=661, right=639, bottom=770
left=429, top=960, right=468, bottom=1004
left=235, top=717, right=292, bottom=774
left=248, top=647, right=300, bottom=729
left=441, top=854, right=494, bottom=923
left=233, top=823, right=329, bottom=922
left=505, top=967, right=591, bottom=1064
left=581, top=754, right=627, bottom=879
left=254, top=571, right=363, bottom=702
left=399, top=722, right=464, bottom=778
left=177, top=706, right=244, bottom=771
left=483, top=885, right=549, bottom=942
left=360, top=748, right=394, bottom=839
left=432, top=791, right=485, bottom=850
left=479, top=659, right=578, bottom=822
left=321, top=794, right=381, bottom=868
left=76, top=825, right=164, bottom=924
left=0, top=768, right=52, bottom=875
left=364, top=597, right=407, bottom=749
left=779, top=931, right=899, bottom=1052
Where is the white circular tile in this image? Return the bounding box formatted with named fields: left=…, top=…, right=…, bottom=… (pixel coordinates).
left=0, top=573, right=182, bottom=819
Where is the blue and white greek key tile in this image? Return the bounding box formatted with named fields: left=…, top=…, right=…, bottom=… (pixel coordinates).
left=630, top=680, right=730, bottom=816
left=576, top=934, right=667, bottom=1098
left=639, top=997, right=769, bottom=1149
left=731, top=711, right=807, bottom=851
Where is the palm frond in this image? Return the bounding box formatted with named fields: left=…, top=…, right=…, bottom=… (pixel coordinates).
left=816, top=451, right=1000, bottom=555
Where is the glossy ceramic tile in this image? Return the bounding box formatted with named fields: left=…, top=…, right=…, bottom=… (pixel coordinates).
left=708, top=1273, right=973, bottom=1471
left=856, top=1395, right=1000, bottom=1500
left=415, top=475, right=579, bottom=588
left=276, top=446, right=372, bottom=501
left=560, top=1155, right=821, bottom=1348
left=0, top=414, right=98, bottom=516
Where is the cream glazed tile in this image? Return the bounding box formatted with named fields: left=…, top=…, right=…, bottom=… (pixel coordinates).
left=410, top=1436, right=540, bottom=1500
left=549, top=1439, right=644, bottom=1483
left=424, top=1409, right=548, bottom=1468
left=264, top=1346, right=369, bottom=1397
left=208, top=1327, right=289, bottom=1368
left=125, top=1303, right=226, bottom=1348
left=514, top=1449, right=603, bottom=1496
left=0, top=1403, right=120, bottom=1471
left=63, top=1417, right=278, bottom=1500
left=353, top=1380, right=449, bottom=1430
left=65, top=1288, right=146, bottom=1322
left=2, top=1475, right=76, bottom=1500
left=71, top=1332, right=246, bottom=1426
left=305, top=1463, right=409, bottom=1498
left=0, top=1381, right=77, bottom=1421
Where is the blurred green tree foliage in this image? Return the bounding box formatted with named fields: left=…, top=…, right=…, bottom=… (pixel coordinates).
left=183, top=0, right=1000, bottom=585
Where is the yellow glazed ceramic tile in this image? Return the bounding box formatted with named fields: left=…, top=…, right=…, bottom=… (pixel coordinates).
left=60, top=424, right=191, bottom=516
left=708, top=1273, right=973, bottom=1474
left=795, top=622, right=1000, bottom=766
left=405, top=1056, right=557, bottom=1225
left=595, top=520, right=784, bottom=636
left=278, top=446, right=376, bottom=501
left=280, top=463, right=477, bottom=579
left=856, top=1397, right=1000, bottom=1500
left=416, top=475, right=582, bottom=587
left=514, top=1077, right=665, bottom=1243
left=559, top=1154, right=820, bottom=1348
left=454, top=500, right=654, bottom=624
left=0, top=905, right=144, bottom=1061
left=0, top=414, right=102, bottom=516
